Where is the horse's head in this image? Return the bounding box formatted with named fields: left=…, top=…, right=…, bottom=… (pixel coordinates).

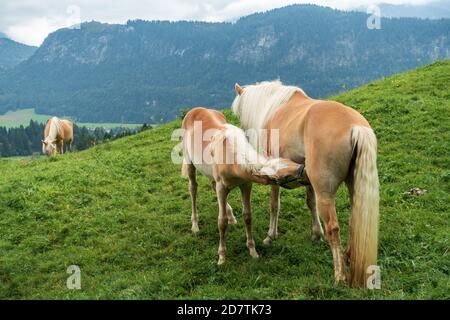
left=42, top=139, right=57, bottom=156
left=257, top=158, right=309, bottom=189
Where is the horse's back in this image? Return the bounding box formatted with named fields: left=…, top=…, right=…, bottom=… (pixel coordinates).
left=182, top=107, right=227, bottom=131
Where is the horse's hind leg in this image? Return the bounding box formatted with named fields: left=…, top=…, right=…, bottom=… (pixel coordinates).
left=315, top=191, right=346, bottom=284
left=306, top=186, right=324, bottom=242
left=211, top=181, right=236, bottom=225
left=186, top=164, right=199, bottom=233
left=240, top=183, right=259, bottom=258
left=263, top=185, right=280, bottom=245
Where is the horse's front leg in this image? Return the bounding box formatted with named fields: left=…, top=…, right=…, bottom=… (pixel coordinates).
left=263, top=185, right=280, bottom=245
left=186, top=164, right=199, bottom=233
left=216, top=182, right=230, bottom=265
left=58, top=141, right=64, bottom=154
left=240, top=183, right=259, bottom=259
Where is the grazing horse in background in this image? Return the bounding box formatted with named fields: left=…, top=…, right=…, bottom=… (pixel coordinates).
left=232, top=81, right=379, bottom=287
left=42, top=117, right=74, bottom=156
left=182, top=107, right=309, bottom=265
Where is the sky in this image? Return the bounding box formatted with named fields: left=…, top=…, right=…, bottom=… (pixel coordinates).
left=0, top=0, right=440, bottom=46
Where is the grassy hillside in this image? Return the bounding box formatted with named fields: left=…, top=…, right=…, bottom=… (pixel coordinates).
left=0, top=61, right=449, bottom=299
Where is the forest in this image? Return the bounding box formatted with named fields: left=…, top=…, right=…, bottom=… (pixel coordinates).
left=0, top=120, right=150, bottom=157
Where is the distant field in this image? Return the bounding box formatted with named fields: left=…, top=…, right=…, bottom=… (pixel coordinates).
left=0, top=108, right=143, bottom=129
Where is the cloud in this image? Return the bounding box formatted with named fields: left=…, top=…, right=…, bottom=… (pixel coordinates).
left=0, top=0, right=439, bottom=46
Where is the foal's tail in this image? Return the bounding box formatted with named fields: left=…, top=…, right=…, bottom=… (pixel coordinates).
left=348, top=126, right=380, bottom=288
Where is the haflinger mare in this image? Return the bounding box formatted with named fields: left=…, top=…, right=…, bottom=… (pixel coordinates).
left=181, top=107, right=308, bottom=265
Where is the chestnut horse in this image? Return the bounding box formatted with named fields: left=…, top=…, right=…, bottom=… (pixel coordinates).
left=42, top=117, right=74, bottom=156
left=232, top=81, right=379, bottom=287
left=182, top=107, right=309, bottom=265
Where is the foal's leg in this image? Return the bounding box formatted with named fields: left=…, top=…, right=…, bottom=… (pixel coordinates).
left=186, top=164, right=199, bottom=233
left=315, top=192, right=346, bottom=284
left=306, top=186, right=324, bottom=242
left=216, top=182, right=230, bottom=265
left=211, top=181, right=237, bottom=225
left=240, top=183, right=259, bottom=258
left=263, top=185, right=280, bottom=245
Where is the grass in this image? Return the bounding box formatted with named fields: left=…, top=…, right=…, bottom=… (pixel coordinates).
left=0, top=108, right=142, bottom=129
left=0, top=61, right=449, bottom=299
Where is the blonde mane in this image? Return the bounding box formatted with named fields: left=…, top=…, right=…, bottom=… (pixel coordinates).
left=231, top=80, right=307, bottom=133
left=221, top=124, right=268, bottom=174
left=45, top=117, right=61, bottom=142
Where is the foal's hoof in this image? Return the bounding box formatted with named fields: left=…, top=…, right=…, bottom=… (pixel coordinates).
left=228, top=217, right=238, bottom=225
left=217, top=256, right=226, bottom=265
left=191, top=223, right=199, bottom=233
left=263, top=236, right=274, bottom=246
left=311, top=233, right=323, bottom=243
left=249, top=249, right=259, bottom=259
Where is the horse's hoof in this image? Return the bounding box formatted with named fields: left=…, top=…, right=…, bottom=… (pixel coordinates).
left=263, top=236, right=273, bottom=246
left=191, top=224, right=199, bottom=233
left=334, top=274, right=347, bottom=286
left=217, top=257, right=226, bottom=265
left=228, top=217, right=238, bottom=225
left=311, top=233, right=323, bottom=243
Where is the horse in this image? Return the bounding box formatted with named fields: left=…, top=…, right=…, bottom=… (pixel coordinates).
left=182, top=107, right=309, bottom=265
left=42, top=117, right=74, bottom=156
left=232, top=81, right=379, bottom=288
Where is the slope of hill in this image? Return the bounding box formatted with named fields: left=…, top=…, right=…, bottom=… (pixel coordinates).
left=0, top=61, right=449, bottom=299
left=0, top=4, right=449, bottom=123
left=0, top=38, right=37, bottom=70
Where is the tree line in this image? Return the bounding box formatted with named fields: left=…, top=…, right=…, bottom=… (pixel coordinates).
left=0, top=120, right=151, bottom=157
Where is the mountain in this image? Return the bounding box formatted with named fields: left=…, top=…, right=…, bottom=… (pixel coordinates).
left=0, top=4, right=449, bottom=123
left=355, top=1, right=450, bottom=19
left=0, top=37, right=37, bottom=70
left=0, top=32, right=8, bottom=39
left=0, top=61, right=449, bottom=299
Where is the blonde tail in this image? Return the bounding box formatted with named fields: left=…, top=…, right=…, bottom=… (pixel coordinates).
left=348, top=126, right=380, bottom=288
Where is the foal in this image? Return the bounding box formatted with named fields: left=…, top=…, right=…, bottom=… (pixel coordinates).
left=42, top=117, right=74, bottom=156
left=182, top=107, right=307, bottom=265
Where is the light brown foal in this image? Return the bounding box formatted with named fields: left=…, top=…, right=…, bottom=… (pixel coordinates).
left=232, top=81, right=379, bottom=288
left=182, top=107, right=308, bottom=265
left=42, top=117, right=74, bottom=156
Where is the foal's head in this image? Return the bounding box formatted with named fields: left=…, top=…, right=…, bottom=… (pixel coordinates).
left=42, top=139, right=57, bottom=156
left=258, top=158, right=308, bottom=188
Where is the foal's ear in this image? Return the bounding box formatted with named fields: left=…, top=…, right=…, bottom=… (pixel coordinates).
left=235, top=83, right=243, bottom=96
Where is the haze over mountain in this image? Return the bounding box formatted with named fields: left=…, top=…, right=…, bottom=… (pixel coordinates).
left=0, top=4, right=449, bottom=123
left=355, top=1, right=450, bottom=19
left=0, top=37, right=37, bottom=70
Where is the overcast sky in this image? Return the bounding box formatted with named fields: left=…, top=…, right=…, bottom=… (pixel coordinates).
left=0, top=0, right=439, bottom=46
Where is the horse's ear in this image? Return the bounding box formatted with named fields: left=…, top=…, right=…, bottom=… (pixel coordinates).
left=52, top=139, right=57, bottom=144
left=235, top=83, right=243, bottom=96
left=42, top=140, right=47, bottom=145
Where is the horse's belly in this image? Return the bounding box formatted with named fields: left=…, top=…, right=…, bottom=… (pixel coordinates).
left=195, top=163, right=214, bottom=179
